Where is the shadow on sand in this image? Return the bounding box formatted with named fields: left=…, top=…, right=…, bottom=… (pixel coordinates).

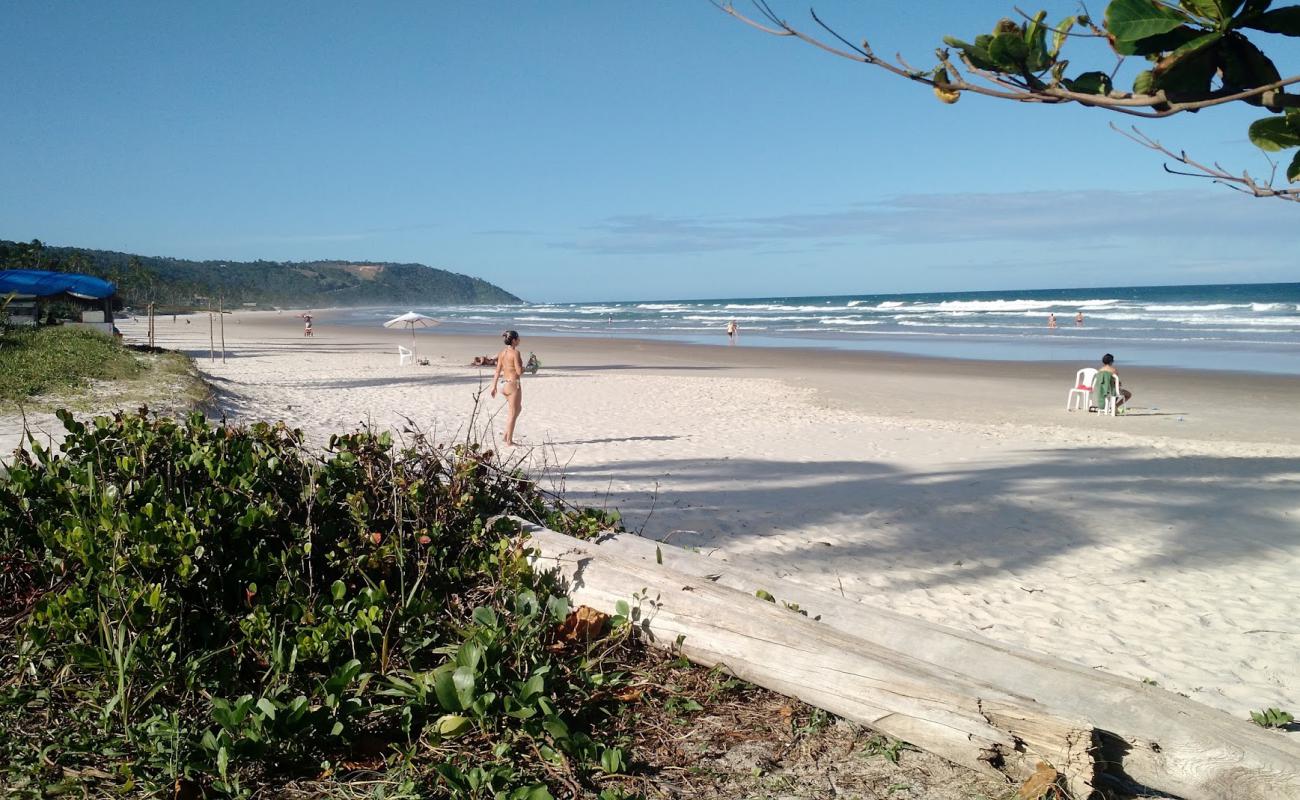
left=560, top=449, right=1300, bottom=590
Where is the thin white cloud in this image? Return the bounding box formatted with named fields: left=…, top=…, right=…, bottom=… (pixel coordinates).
left=555, top=190, right=1299, bottom=255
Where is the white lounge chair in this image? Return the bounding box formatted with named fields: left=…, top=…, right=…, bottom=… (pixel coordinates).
left=1066, top=367, right=1097, bottom=411
left=398, top=345, right=414, bottom=366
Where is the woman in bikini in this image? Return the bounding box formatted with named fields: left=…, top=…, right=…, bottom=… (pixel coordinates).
left=490, top=330, right=525, bottom=445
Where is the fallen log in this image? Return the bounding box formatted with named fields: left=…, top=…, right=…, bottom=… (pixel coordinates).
left=515, top=519, right=1300, bottom=800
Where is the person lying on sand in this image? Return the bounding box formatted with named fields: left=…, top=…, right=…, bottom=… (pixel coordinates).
left=472, top=355, right=498, bottom=366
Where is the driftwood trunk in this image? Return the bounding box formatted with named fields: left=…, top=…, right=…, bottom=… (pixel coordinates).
left=516, top=519, right=1300, bottom=800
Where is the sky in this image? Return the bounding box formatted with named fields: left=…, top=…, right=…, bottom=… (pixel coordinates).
left=2, top=1, right=1297, bottom=302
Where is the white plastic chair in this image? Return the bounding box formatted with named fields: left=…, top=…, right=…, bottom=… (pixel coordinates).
left=1066, top=368, right=1097, bottom=411
left=398, top=345, right=414, bottom=366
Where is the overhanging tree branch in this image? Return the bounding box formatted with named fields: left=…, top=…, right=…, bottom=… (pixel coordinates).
left=715, top=0, right=1300, bottom=200
left=1114, top=123, right=1300, bottom=201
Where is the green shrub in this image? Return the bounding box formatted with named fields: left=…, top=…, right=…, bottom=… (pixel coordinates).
left=0, top=326, right=141, bottom=403
left=0, top=410, right=628, bottom=797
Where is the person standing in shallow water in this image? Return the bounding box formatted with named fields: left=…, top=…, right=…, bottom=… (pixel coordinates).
left=726, top=319, right=738, bottom=344
left=1075, top=311, right=1085, bottom=327
left=490, top=330, right=525, bottom=446
left=1047, top=313, right=1057, bottom=330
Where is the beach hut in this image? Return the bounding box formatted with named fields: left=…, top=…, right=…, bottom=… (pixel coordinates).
left=0, top=269, right=118, bottom=335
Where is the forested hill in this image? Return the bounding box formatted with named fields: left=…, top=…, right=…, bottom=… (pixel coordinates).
left=0, top=239, right=522, bottom=307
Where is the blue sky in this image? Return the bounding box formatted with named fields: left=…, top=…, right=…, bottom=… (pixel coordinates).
left=3, top=1, right=1297, bottom=302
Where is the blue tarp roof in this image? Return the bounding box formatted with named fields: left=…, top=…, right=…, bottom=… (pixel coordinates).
left=0, top=269, right=116, bottom=300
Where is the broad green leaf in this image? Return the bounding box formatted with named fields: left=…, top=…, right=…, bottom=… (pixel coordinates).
left=1068, top=71, right=1114, bottom=94
left=988, top=31, right=1030, bottom=66
left=456, top=640, right=484, bottom=672
left=1166, top=29, right=1224, bottom=56
left=942, top=36, right=998, bottom=70
left=1287, top=151, right=1300, bottom=183
left=1179, top=0, right=1233, bottom=21
left=1152, top=38, right=1222, bottom=93
left=1133, top=69, right=1157, bottom=93
left=1241, top=0, right=1275, bottom=14
left=434, top=714, right=471, bottom=737
left=1219, top=34, right=1282, bottom=97
left=1248, top=115, right=1300, bottom=150
left=331, top=579, right=345, bottom=602
left=1024, top=11, right=1051, bottom=71
left=1051, top=16, right=1077, bottom=57
left=433, top=664, right=462, bottom=711
left=452, top=665, right=476, bottom=707
left=1242, top=5, right=1300, bottom=35
left=255, top=697, right=277, bottom=720
left=1116, top=24, right=1206, bottom=55
left=471, top=606, right=498, bottom=628
left=520, top=673, right=546, bottom=700
left=1106, top=0, right=1190, bottom=47
left=542, top=716, right=570, bottom=740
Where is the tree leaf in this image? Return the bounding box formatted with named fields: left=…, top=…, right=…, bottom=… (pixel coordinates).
left=1219, top=33, right=1282, bottom=99
left=1117, top=24, right=1207, bottom=55
left=1068, top=71, right=1114, bottom=94
left=1287, top=151, right=1300, bottom=183
left=1242, top=5, right=1300, bottom=34
left=1248, top=115, right=1300, bottom=150
left=1180, top=0, right=1222, bottom=20
left=988, top=31, right=1030, bottom=67
left=1051, top=16, right=1077, bottom=57
left=1024, top=11, right=1051, bottom=71
left=1106, top=0, right=1191, bottom=50
left=1151, top=37, right=1223, bottom=93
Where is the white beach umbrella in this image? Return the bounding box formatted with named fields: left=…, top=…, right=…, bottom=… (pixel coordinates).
left=383, top=311, right=440, bottom=347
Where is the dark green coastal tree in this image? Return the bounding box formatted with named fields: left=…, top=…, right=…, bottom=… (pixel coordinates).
left=718, top=0, right=1300, bottom=201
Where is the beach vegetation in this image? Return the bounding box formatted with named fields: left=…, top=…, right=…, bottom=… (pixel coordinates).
left=0, top=410, right=644, bottom=796
left=0, top=325, right=142, bottom=404
left=1249, top=706, right=1295, bottom=728
left=719, top=1, right=1300, bottom=201
left=6, top=411, right=901, bottom=798
left=860, top=733, right=919, bottom=764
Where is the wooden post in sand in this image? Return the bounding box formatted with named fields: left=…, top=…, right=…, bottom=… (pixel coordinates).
left=147, top=302, right=154, bottom=349
left=207, top=299, right=214, bottom=362
left=516, top=519, right=1300, bottom=800
left=219, top=298, right=226, bottom=363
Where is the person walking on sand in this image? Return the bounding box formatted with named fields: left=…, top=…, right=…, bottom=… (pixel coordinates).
left=490, top=330, right=525, bottom=445
left=726, top=319, right=738, bottom=344
left=1075, top=311, right=1084, bottom=327
left=1048, top=313, right=1057, bottom=330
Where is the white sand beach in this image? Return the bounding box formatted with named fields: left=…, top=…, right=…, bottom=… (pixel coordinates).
left=66, top=312, right=1300, bottom=728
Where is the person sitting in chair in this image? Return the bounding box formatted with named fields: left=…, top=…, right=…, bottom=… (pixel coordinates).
left=1097, top=353, right=1132, bottom=408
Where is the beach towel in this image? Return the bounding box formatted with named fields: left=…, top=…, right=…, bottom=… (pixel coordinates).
left=1091, top=370, right=1117, bottom=410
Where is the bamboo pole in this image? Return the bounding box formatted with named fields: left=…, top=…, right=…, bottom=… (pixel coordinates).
left=208, top=299, right=214, bottom=362
left=219, top=298, right=226, bottom=363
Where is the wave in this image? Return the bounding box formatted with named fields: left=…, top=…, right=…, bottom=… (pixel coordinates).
left=721, top=303, right=840, bottom=312
left=897, top=298, right=1123, bottom=313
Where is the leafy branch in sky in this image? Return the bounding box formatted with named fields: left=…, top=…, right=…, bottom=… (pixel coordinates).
left=717, top=0, right=1300, bottom=201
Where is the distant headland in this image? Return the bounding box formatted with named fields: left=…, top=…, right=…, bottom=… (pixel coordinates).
left=0, top=239, right=522, bottom=308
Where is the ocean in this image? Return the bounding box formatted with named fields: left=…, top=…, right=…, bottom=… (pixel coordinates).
left=340, top=282, right=1300, bottom=375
